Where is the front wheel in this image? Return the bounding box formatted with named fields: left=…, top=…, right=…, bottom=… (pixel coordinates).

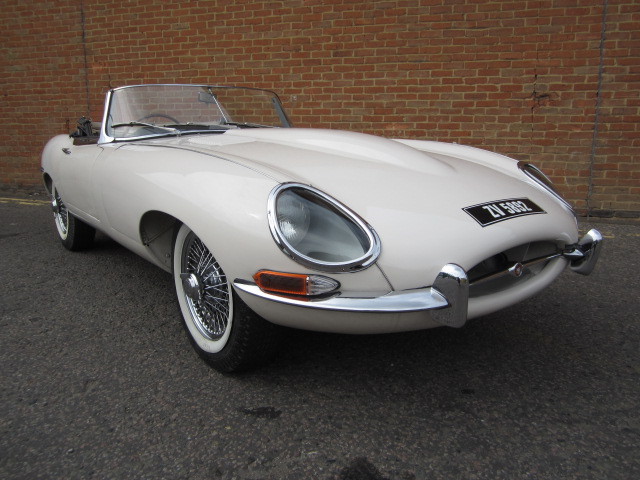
left=50, top=184, right=95, bottom=251
left=173, top=224, right=281, bottom=372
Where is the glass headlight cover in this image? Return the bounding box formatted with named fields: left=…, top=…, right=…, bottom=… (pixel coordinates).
left=268, top=183, right=381, bottom=272
left=518, top=162, right=574, bottom=211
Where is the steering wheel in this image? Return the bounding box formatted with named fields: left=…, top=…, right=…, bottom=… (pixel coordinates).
left=137, top=113, right=180, bottom=124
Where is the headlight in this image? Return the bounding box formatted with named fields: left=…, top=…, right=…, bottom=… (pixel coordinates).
left=518, top=162, right=574, bottom=211
left=268, top=183, right=381, bottom=272
left=275, top=189, right=310, bottom=247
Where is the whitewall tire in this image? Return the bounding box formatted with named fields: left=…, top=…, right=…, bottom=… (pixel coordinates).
left=50, top=184, right=95, bottom=251
left=173, top=224, right=281, bottom=372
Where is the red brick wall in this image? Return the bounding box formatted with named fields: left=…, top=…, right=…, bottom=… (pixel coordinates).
left=1, top=0, right=638, bottom=216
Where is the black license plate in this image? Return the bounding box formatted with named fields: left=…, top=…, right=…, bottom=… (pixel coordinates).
left=463, top=198, right=546, bottom=226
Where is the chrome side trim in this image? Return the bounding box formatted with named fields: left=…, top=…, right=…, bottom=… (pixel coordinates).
left=430, top=264, right=469, bottom=328
left=267, top=183, right=381, bottom=273
left=233, top=280, right=448, bottom=313
left=567, top=229, right=603, bottom=275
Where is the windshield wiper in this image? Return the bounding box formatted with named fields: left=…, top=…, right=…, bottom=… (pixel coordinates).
left=220, top=121, right=271, bottom=128
left=110, top=122, right=180, bottom=134
left=164, top=123, right=230, bottom=131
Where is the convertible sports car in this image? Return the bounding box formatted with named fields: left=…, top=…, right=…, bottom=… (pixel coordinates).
left=41, top=84, right=602, bottom=371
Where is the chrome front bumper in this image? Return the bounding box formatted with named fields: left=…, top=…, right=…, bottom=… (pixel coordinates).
left=234, top=229, right=602, bottom=330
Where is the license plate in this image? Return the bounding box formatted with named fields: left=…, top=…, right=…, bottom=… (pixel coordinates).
left=463, top=198, right=546, bottom=226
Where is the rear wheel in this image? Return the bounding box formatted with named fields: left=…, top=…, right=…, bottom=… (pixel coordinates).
left=173, top=224, right=281, bottom=372
left=50, top=184, right=95, bottom=251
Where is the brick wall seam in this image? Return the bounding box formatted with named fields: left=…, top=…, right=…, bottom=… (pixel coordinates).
left=586, top=0, right=608, bottom=218
left=80, top=0, right=91, bottom=116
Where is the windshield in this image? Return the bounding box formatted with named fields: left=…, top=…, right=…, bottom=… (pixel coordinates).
left=103, top=84, right=291, bottom=140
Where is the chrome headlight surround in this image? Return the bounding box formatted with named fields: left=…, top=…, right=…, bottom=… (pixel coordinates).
left=518, top=162, right=574, bottom=212
left=268, top=183, right=381, bottom=273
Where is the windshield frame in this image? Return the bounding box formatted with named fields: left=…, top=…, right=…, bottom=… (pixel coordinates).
left=99, top=84, right=292, bottom=144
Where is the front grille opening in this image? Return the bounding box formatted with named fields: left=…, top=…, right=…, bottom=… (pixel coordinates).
left=468, top=241, right=560, bottom=298
left=468, top=253, right=510, bottom=283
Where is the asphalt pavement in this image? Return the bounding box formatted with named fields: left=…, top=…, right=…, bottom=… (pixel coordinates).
left=1, top=197, right=638, bottom=480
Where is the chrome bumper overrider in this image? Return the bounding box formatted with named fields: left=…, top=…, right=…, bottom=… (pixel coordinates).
left=564, top=228, right=603, bottom=275
left=233, top=229, right=602, bottom=329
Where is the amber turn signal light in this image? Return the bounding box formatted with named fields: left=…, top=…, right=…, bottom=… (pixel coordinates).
left=253, top=270, right=339, bottom=297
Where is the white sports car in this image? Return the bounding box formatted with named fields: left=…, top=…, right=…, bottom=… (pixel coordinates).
left=41, top=84, right=602, bottom=371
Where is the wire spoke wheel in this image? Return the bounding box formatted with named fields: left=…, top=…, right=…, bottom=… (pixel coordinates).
left=180, top=231, right=232, bottom=340
left=48, top=182, right=95, bottom=250
left=52, top=186, right=69, bottom=239
left=173, top=224, right=282, bottom=372
left=174, top=224, right=233, bottom=354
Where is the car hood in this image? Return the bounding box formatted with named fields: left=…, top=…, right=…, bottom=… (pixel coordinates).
left=145, top=128, right=578, bottom=288
left=167, top=128, right=521, bottom=192
left=177, top=128, right=458, bottom=183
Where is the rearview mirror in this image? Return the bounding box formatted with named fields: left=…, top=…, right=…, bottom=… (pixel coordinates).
left=198, top=91, right=217, bottom=104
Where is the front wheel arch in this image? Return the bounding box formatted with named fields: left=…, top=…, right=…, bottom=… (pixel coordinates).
left=139, top=210, right=181, bottom=272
